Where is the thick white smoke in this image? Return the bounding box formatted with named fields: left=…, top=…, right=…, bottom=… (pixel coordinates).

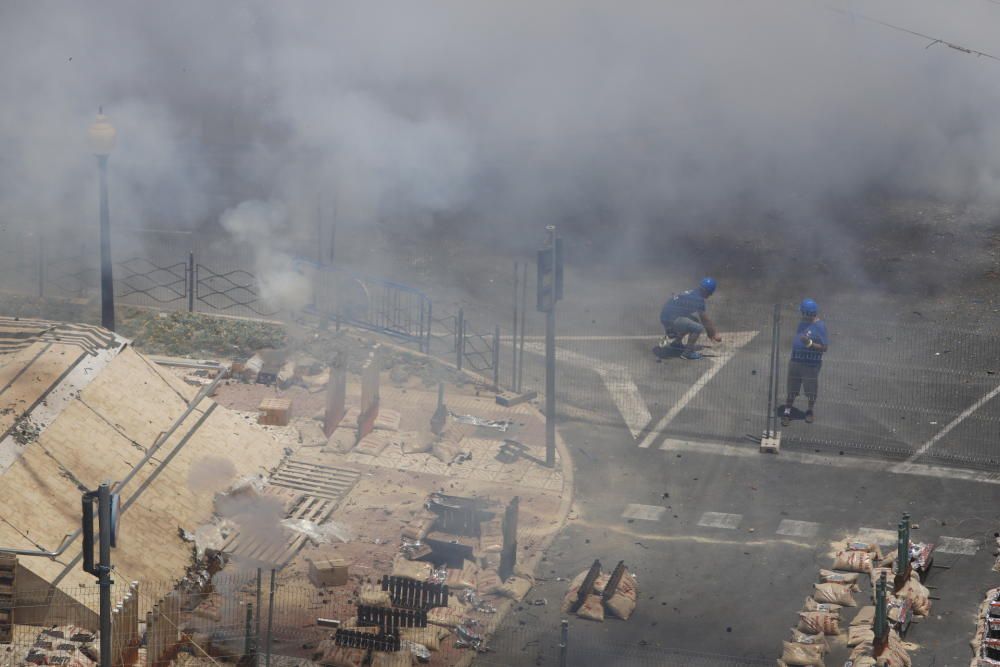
left=1, top=0, right=999, bottom=279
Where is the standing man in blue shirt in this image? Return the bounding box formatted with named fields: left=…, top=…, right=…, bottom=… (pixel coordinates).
left=782, top=298, right=829, bottom=426
left=658, top=277, right=722, bottom=361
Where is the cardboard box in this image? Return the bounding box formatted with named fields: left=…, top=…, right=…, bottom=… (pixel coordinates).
left=309, top=558, right=349, bottom=587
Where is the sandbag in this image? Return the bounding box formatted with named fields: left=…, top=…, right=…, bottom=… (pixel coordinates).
left=359, top=585, right=391, bottom=607
left=354, top=430, right=392, bottom=456
left=399, top=627, right=440, bottom=652
left=845, top=541, right=883, bottom=560
left=400, top=431, right=432, bottom=454
left=833, top=550, right=873, bottom=572
left=851, top=606, right=875, bottom=627
left=392, top=556, right=432, bottom=582
left=847, top=624, right=874, bottom=647
left=797, top=611, right=839, bottom=636
left=401, top=512, right=437, bottom=541
left=371, top=652, right=412, bottom=667
left=779, top=641, right=825, bottom=666
left=446, top=561, right=479, bottom=590
left=427, top=604, right=465, bottom=628
left=606, top=590, right=637, bottom=620
left=479, top=517, right=505, bottom=554
left=561, top=570, right=609, bottom=613
left=897, top=578, right=931, bottom=616
left=788, top=629, right=829, bottom=653
left=818, top=569, right=860, bottom=587
left=498, top=574, right=534, bottom=600
left=315, top=641, right=365, bottom=667
left=802, top=597, right=840, bottom=614
left=373, top=409, right=402, bottom=431
left=576, top=594, right=605, bottom=621
left=813, top=582, right=857, bottom=607
left=431, top=439, right=460, bottom=463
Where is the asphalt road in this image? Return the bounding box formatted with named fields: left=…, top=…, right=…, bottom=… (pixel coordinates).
left=478, top=288, right=1000, bottom=666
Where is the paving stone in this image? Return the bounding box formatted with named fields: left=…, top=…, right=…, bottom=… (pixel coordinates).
left=622, top=504, right=665, bottom=521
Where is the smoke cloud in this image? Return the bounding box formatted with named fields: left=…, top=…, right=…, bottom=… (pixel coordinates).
left=2, top=1, right=999, bottom=285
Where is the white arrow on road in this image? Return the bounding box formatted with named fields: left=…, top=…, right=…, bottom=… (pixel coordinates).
left=636, top=330, right=758, bottom=448
left=523, top=340, right=654, bottom=439
left=523, top=331, right=757, bottom=442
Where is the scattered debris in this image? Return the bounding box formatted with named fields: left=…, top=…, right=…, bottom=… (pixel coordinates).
left=448, top=412, right=512, bottom=432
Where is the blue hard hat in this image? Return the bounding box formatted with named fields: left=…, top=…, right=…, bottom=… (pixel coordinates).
left=800, top=298, right=818, bottom=316
left=700, top=277, right=717, bottom=295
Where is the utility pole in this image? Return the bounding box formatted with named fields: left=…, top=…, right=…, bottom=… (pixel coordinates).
left=537, top=225, right=563, bottom=467
left=83, top=482, right=120, bottom=667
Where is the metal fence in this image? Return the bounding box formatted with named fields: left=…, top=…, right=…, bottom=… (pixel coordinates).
left=1, top=574, right=776, bottom=667
left=3, top=223, right=997, bottom=469
left=471, top=618, right=774, bottom=667
left=506, top=294, right=1000, bottom=470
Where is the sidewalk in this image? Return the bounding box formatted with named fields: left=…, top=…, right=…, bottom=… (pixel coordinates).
left=203, top=362, right=574, bottom=666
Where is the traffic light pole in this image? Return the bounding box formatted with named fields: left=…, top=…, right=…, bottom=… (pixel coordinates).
left=545, top=226, right=557, bottom=467
left=83, top=483, right=116, bottom=667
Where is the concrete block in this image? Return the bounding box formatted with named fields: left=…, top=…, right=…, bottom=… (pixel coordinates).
left=759, top=430, right=781, bottom=454
left=258, top=397, right=292, bottom=426
left=309, top=558, right=349, bottom=587
left=496, top=390, right=537, bottom=407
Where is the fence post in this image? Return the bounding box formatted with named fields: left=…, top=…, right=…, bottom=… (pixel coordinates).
left=518, top=261, right=528, bottom=393
left=244, top=602, right=254, bottom=662
left=265, top=569, right=276, bottom=667
left=493, top=325, right=501, bottom=390
left=766, top=304, right=779, bottom=437
left=559, top=619, right=568, bottom=667
left=512, top=261, right=520, bottom=391
left=456, top=308, right=464, bottom=371
left=254, top=568, right=263, bottom=667
left=37, top=232, right=45, bottom=298
left=187, top=252, right=195, bottom=313
left=425, top=300, right=433, bottom=354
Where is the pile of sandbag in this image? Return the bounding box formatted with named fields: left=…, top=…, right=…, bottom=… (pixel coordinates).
left=20, top=626, right=99, bottom=667
left=970, top=587, right=1000, bottom=664
left=560, top=561, right=638, bottom=623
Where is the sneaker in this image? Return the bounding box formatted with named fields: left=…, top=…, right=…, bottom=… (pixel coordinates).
left=805, top=410, right=814, bottom=424
left=658, top=336, right=670, bottom=349
left=681, top=351, right=704, bottom=361
left=669, top=340, right=685, bottom=350
left=781, top=408, right=791, bottom=427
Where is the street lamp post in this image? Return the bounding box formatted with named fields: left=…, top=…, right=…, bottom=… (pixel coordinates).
left=88, top=109, right=117, bottom=331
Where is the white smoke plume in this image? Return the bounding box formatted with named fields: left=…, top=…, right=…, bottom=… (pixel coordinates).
left=1, top=1, right=999, bottom=283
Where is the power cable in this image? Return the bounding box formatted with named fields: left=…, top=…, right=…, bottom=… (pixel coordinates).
left=827, top=5, right=1000, bottom=62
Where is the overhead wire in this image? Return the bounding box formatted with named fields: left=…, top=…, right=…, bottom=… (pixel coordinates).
left=826, top=4, right=1000, bottom=63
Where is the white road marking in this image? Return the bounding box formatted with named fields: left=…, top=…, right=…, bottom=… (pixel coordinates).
left=891, top=382, right=1000, bottom=471
left=637, top=331, right=759, bottom=448
left=936, top=536, right=979, bottom=556
left=656, top=437, right=1000, bottom=486
left=523, top=342, right=652, bottom=439
left=856, top=527, right=897, bottom=546
left=777, top=520, right=820, bottom=538
left=697, top=512, right=743, bottom=529
left=502, top=335, right=661, bottom=342
left=622, top=504, right=666, bottom=521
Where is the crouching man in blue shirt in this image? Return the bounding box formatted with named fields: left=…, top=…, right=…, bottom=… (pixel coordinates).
left=658, top=277, right=722, bottom=361
left=782, top=298, right=829, bottom=426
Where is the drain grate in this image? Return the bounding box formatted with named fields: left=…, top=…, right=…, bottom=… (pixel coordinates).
left=222, top=459, right=359, bottom=567
left=269, top=458, right=360, bottom=501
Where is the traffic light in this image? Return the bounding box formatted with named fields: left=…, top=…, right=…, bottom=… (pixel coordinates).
left=537, top=237, right=563, bottom=312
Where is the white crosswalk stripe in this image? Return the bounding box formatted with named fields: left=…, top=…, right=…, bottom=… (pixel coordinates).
left=776, top=519, right=820, bottom=538
left=697, top=512, right=743, bottom=529
left=936, top=536, right=979, bottom=556
left=622, top=504, right=665, bottom=521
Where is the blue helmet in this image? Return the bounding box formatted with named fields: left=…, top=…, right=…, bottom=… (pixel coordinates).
left=700, top=277, right=717, bottom=296
left=800, top=298, right=818, bottom=316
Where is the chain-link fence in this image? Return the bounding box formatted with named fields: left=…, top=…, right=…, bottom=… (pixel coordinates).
left=2, top=221, right=997, bottom=470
